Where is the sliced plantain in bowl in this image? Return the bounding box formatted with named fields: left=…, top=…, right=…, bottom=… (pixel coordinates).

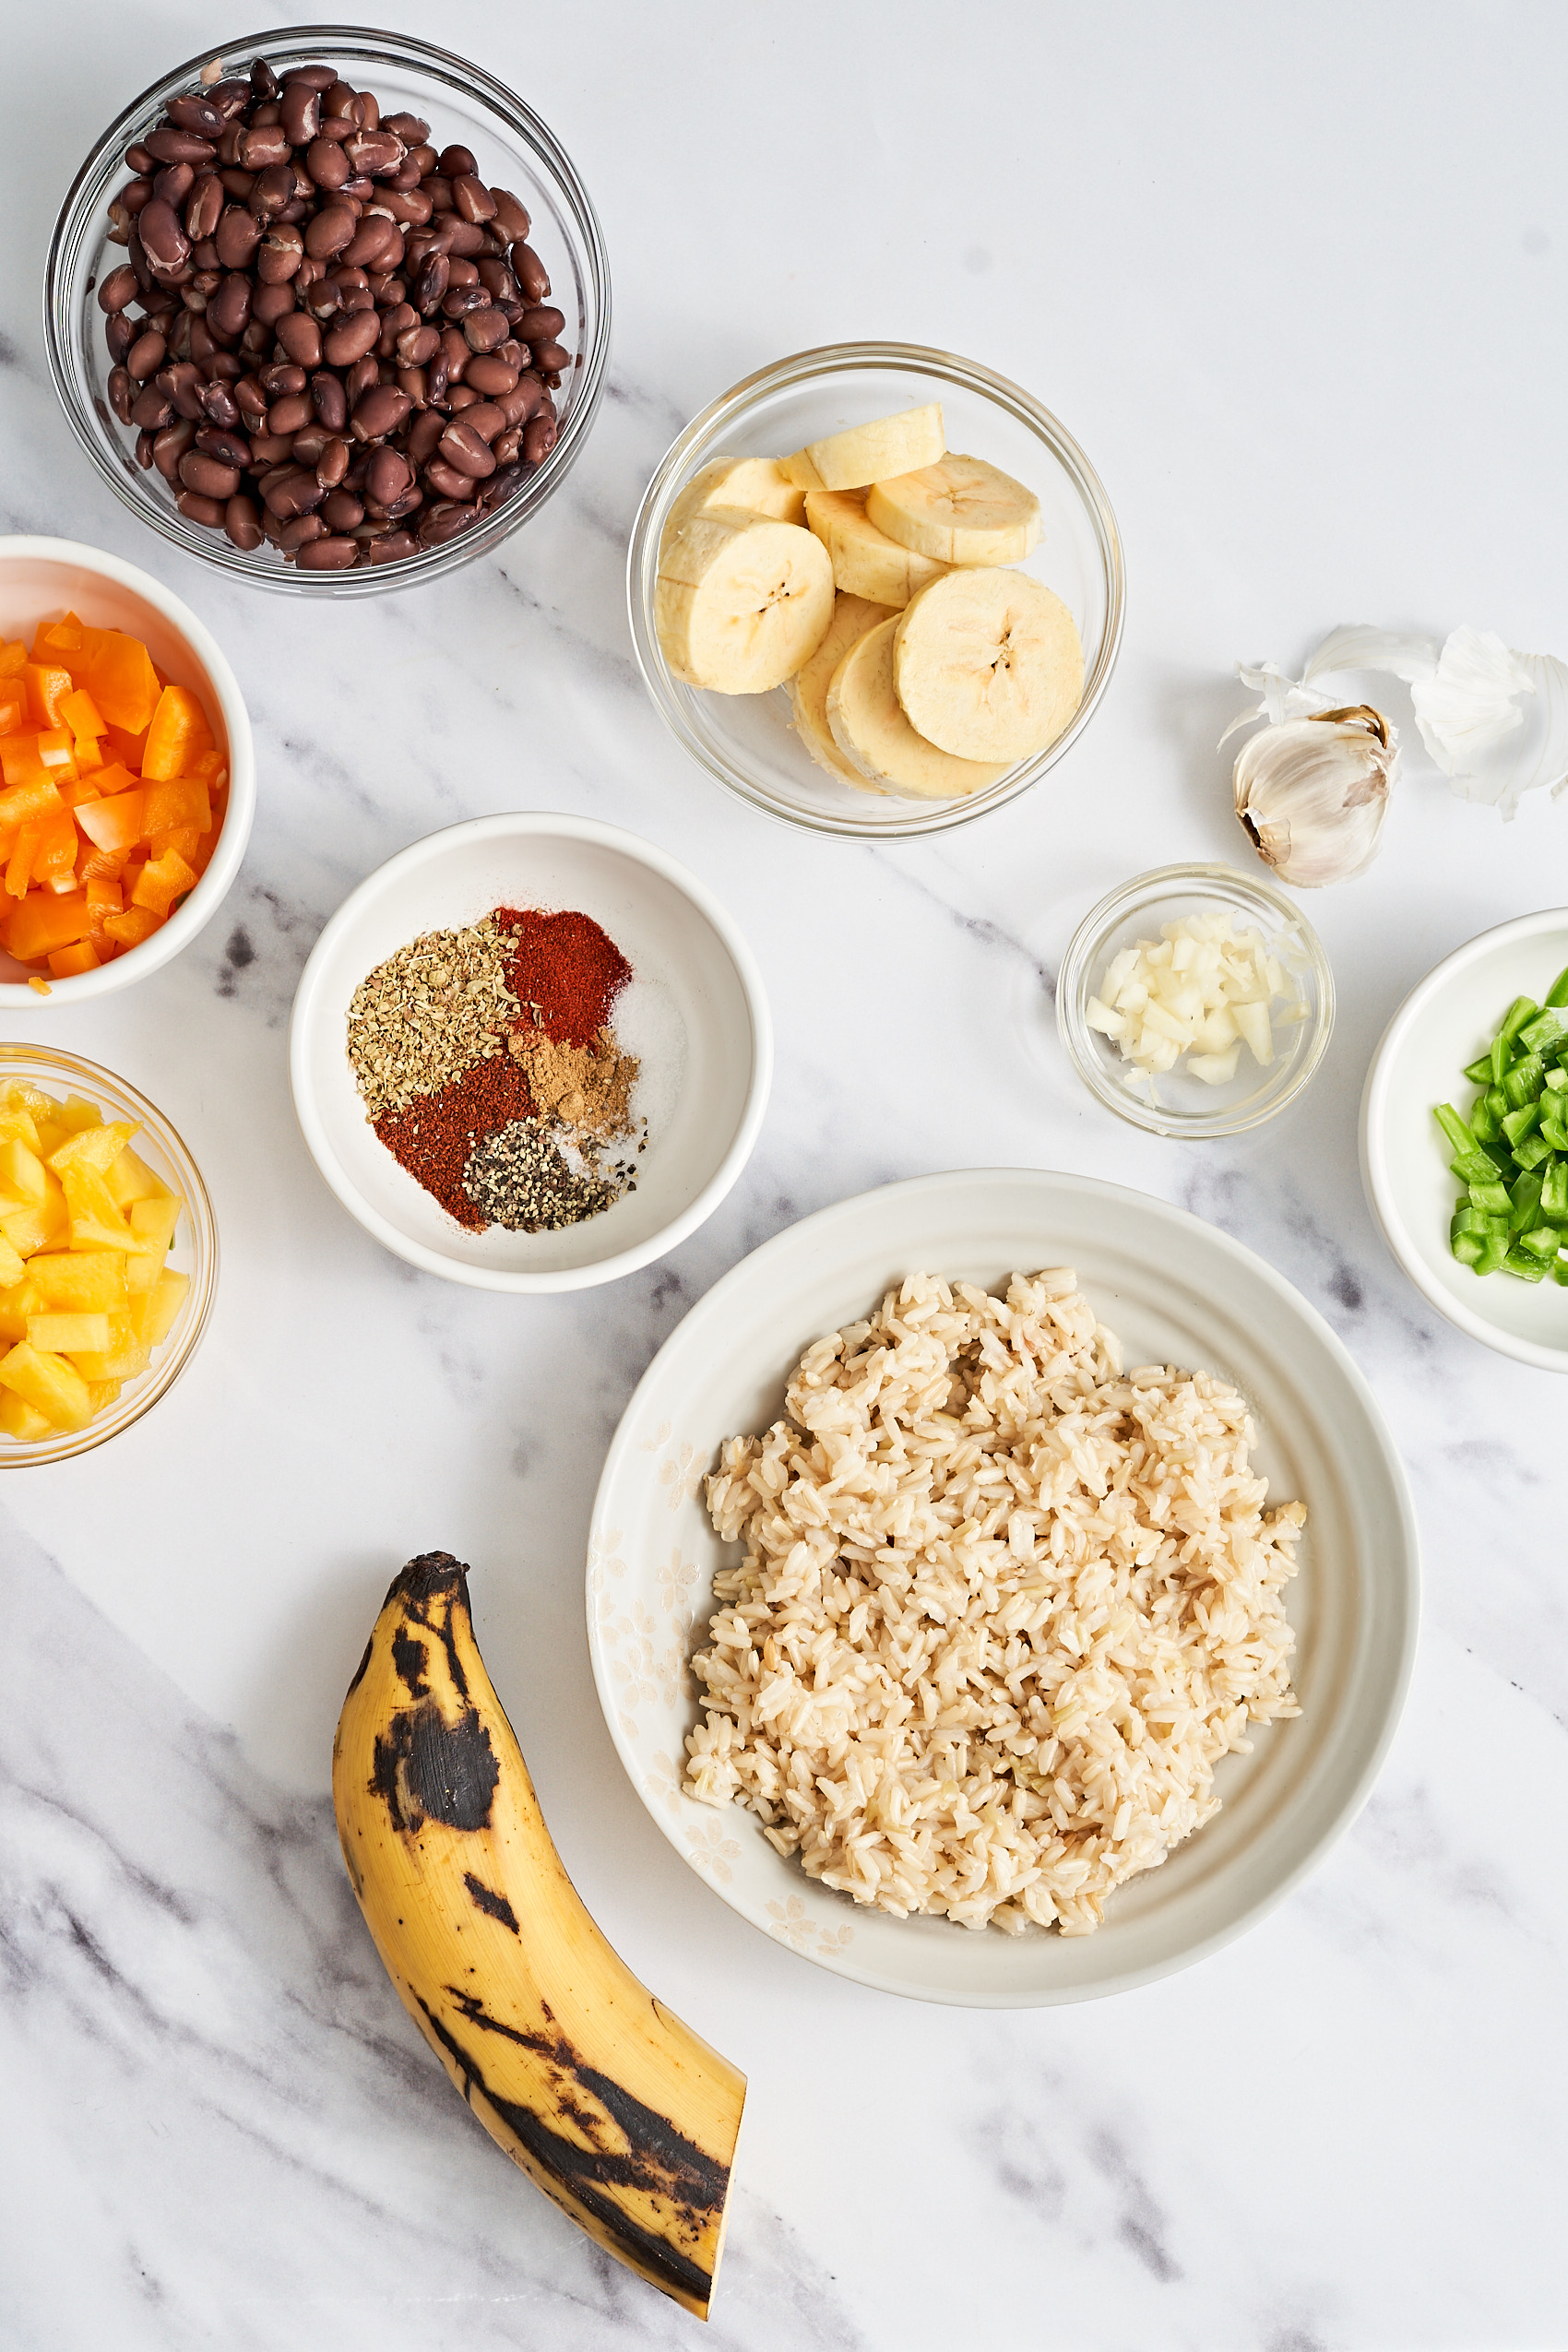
left=779, top=401, right=945, bottom=492
left=661, top=455, right=806, bottom=555
left=804, top=488, right=950, bottom=609
left=655, top=507, right=834, bottom=693
left=893, top=569, right=1083, bottom=766
left=868, top=451, right=1041, bottom=565
left=790, top=591, right=897, bottom=788
left=826, top=615, right=1009, bottom=799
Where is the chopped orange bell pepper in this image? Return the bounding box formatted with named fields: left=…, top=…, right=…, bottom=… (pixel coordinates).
left=89, top=761, right=139, bottom=798
left=102, top=726, right=148, bottom=771
left=60, top=686, right=105, bottom=742
left=75, top=793, right=145, bottom=855
left=24, top=664, right=74, bottom=729
left=6, top=887, right=91, bottom=960
left=101, top=905, right=161, bottom=950
left=32, top=812, right=79, bottom=893
left=82, top=634, right=159, bottom=734
left=131, top=849, right=197, bottom=918
left=142, top=777, right=211, bottom=835
left=33, top=731, right=76, bottom=778
left=0, top=612, right=220, bottom=975
left=79, top=840, right=129, bottom=885
left=6, top=826, right=43, bottom=899
left=30, top=615, right=83, bottom=663
left=148, top=825, right=204, bottom=863
left=0, top=775, right=65, bottom=831
left=0, top=738, right=47, bottom=791
left=140, top=685, right=214, bottom=782
left=86, top=878, right=122, bottom=955
left=47, top=941, right=100, bottom=979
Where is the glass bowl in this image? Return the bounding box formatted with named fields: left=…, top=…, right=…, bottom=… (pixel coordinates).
left=0, top=1045, right=217, bottom=1463
left=43, top=25, right=610, bottom=596
left=626, top=341, right=1124, bottom=838
left=1056, top=863, right=1336, bottom=1138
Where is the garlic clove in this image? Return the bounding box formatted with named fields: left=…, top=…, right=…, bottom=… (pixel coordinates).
left=1232, top=705, right=1397, bottom=887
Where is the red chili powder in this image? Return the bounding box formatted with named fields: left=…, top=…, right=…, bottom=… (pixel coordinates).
left=496, top=906, right=632, bottom=1049
left=374, top=1056, right=537, bottom=1229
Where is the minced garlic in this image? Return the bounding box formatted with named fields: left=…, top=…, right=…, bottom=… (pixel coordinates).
left=1087, top=912, right=1305, bottom=1093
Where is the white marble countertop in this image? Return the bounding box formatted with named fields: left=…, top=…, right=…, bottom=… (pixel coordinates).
left=4, top=6, right=1566, bottom=2346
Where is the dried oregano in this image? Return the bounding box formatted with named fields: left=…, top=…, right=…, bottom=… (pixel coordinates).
left=346, top=917, right=520, bottom=1119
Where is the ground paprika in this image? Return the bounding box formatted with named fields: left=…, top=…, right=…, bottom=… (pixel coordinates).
left=496, top=907, right=632, bottom=1049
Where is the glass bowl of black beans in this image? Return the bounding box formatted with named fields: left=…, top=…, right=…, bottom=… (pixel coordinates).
left=43, top=27, right=610, bottom=592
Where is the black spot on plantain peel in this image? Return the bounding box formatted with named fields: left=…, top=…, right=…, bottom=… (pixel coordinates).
left=332, top=1552, right=746, bottom=2322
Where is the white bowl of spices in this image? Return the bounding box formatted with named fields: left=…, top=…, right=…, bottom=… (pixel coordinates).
left=289, top=814, right=772, bottom=1290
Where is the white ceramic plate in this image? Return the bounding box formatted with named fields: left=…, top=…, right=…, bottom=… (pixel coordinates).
left=588, top=1169, right=1419, bottom=2006
left=290, top=814, right=771, bottom=1290
left=1360, top=909, right=1568, bottom=1372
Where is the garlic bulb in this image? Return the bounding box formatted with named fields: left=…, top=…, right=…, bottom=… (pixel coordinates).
left=1223, top=622, right=1568, bottom=819
left=1232, top=705, right=1398, bottom=887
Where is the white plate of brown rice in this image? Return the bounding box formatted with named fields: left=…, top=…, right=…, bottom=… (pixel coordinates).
left=587, top=1169, right=1418, bottom=2005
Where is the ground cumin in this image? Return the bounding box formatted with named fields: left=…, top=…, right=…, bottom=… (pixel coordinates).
left=507, top=1025, right=639, bottom=1139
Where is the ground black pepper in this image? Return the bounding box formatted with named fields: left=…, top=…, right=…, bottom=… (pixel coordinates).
left=462, top=1119, right=639, bottom=1232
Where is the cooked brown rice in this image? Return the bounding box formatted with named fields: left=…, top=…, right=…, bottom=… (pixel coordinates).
left=685, top=1270, right=1303, bottom=1935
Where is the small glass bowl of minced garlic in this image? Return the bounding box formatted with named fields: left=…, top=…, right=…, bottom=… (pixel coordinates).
left=1056, top=863, right=1335, bottom=1138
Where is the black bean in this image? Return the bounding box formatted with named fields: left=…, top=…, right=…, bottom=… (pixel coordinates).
left=522, top=411, right=557, bottom=466
left=146, top=125, right=217, bottom=168
left=97, top=263, right=139, bottom=315
left=137, top=197, right=191, bottom=273
left=280, top=82, right=321, bottom=145
left=129, top=383, right=174, bottom=429
left=166, top=94, right=226, bottom=140
left=195, top=425, right=253, bottom=469
left=125, top=329, right=167, bottom=381
left=153, top=161, right=196, bottom=211
left=511, top=243, right=550, bottom=303
left=198, top=378, right=242, bottom=429
left=309, top=371, right=349, bottom=432
left=180, top=450, right=242, bottom=499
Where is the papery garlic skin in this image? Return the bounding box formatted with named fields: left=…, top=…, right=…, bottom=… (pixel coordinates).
left=1409, top=625, right=1533, bottom=773
left=1232, top=705, right=1397, bottom=887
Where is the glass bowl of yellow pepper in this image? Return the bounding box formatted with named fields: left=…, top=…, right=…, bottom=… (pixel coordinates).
left=0, top=1044, right=217, bottom=1461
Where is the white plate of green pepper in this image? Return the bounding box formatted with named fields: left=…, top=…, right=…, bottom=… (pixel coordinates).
left=1361, top=909, right=1568, bottom=1372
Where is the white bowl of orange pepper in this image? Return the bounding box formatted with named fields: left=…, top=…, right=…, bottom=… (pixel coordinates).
left=0, top=536, right=255, bottom=1001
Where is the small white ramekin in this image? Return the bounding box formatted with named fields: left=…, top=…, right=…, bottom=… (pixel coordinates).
left=0, top=536, right=255, bottom=1004
left=289, top=814, right=772, bottom=1292
left=1360, top=907, right=1568, bottom=1372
